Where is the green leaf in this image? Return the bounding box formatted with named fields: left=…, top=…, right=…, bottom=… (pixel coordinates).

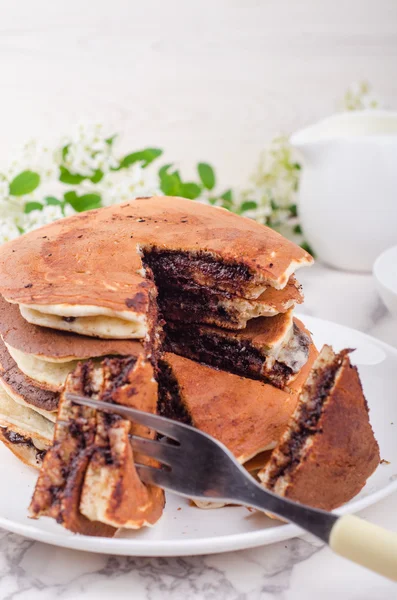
left=64, top=191, right=77, bottom=204
left=62, top=145, right=70, bottom=160
left=24, top=201, right=43, bottom=213
left=119, top=148, right=163, bottom=170
left=65, top=193, right=102, bottom=212
left=59, top=166, right=86, bottom=185
left=301, top=241, right=315, bottom=257
left=9, top=171, right=41, bottom=196
left=293, top=162, right=301, bottom=170
left=289, top=204, right=298, bottom=217
left=89, top=169, right=104, bottom=183
left=220, top=189, right=233, bottom=202
left=197, top=163, right=216, bottom=190
left=180, top=182, right=201, bottom=200
left=44, top=196, right=62, bottom=206
left=159, top=165, right=183, bottom=196
left=240, top=200, right=258, bottom=212
left=293, top=224, right=302, bottom=235
left=105, top=135, right=117, bottom=146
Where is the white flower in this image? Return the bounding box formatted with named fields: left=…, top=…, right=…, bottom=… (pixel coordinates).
left=341, top=81, right=381, bottom=111
left=88, top=163, right=161, bottom=207
left=22, top=204, right=76, bottom=233
left=61, top=123, right=119, bottom=177
left=0, top=219, right=20, bottom=244
left=6, top=139, right=58, bottom=183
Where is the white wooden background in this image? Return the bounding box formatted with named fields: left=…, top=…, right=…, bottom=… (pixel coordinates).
left=0, top=0, right=396, bottom=186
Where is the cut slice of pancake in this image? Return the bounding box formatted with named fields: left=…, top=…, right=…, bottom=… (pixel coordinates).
left=0, top=339, right=58, bottom=419
left=0, top=386, right=54, bottom=469
left=29, top=356, right=164, bottom=535
left=158, top=343, right=318, bottom=465
left=29, top=364, right=117, bottom=537
left=79, top=356, right=164, bottom=529
left=0, top=295, right=147, bottom=363
left=258, top=346, right=380, bottom=511
left=165, top=315, right=311, bottom=389
left=156, top=276, right=303, bottom=329
left=0, top=196, right=312, bottom=338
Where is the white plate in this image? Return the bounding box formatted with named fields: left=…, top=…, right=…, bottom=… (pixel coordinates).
left=0, top=315, right=396, bottom=556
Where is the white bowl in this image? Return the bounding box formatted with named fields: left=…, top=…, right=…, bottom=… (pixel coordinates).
left=373, top=245, right=397, bottom=315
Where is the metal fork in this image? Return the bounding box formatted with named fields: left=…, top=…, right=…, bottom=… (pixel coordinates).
left=66, top=393, right=397, bottom=581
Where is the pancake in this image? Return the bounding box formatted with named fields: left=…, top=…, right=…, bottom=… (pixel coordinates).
left=0, top=197, right=312, bottom=338
left=0, top=426, right=48, bottom=469
left=158, top=343, right=318, bottom=465
left=145, top=260, right=303, bottom=329
left=0, top=386, right=54, bottom=442
left=79, top=356, right=164, bottom=529
left=165, top=315, right=311, bottom=389
left=0, top=386, right=54, bottom=469
left=258, top=346, right=380, bottom=511
left=0, top=295, right=148, bottom=363
left=0, top=339, right=58, bottom=418
left=29, top=364, right=117, bottom=537
left=29, top=356, right=164, bottom=535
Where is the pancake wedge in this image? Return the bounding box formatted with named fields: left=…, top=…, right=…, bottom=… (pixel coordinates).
left=79, top=356, right=164, bottom=529
left=258, top=346, right=380, bottom=511
left=29, top=356, right=164, bottom=535
left=159, top=342, right=318, bottom=465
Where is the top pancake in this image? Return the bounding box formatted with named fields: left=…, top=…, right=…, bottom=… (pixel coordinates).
left=0, top=295, right=145, bottom=362
left=0, top=197, right=313, bottom=321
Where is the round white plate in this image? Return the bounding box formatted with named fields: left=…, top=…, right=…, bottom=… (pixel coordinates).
left=0, top=315, right=396, bottom=556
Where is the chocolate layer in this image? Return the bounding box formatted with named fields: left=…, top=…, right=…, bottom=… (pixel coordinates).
left=164, top=320, right=310, bottom=389
left=2, top=427, right=46, bottom=463
left=157, top=360, right=193, bottom=425
left=265, top=351, right=344, bottom=489
left=144, top=248, right=253, bottom=298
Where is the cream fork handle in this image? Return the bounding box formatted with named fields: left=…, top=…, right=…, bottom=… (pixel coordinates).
left=330, top=515, right=397, bottom=581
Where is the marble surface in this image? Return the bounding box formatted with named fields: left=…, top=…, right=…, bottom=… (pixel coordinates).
left=0, top=263, right=396, bottom=600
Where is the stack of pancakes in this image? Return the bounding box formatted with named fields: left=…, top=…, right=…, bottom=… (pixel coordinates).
left=0, top=196, right=380, bottom=536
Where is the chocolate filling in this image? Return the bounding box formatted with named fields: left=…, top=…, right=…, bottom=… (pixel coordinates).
left=143, top=248, right=254, bottom=297
left=2, top=428, right=47, bottom=463
left=266, top=351, right=345, bottom=489
left=157, top=360, right=192, bottom=425
left=164, top=322, right=295, bottom=389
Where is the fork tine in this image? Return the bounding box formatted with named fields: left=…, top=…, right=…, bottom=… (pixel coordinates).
left=130, top=436, right=178, bottom=466
left=64, top=394, right=181, bottom=440
left=135, top=464, right=178, bottom=490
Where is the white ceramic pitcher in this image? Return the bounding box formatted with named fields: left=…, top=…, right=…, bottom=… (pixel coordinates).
left=290, top=111, right=397, bottom=272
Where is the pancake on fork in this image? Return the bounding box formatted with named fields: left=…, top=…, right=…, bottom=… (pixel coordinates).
left=29, top=356, right=164, bottom=535
left=165, top=314, right=311, bottom=390
left=0, top=196, right=312, bottom=339
left=259, top=346, right=380, bottom=511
